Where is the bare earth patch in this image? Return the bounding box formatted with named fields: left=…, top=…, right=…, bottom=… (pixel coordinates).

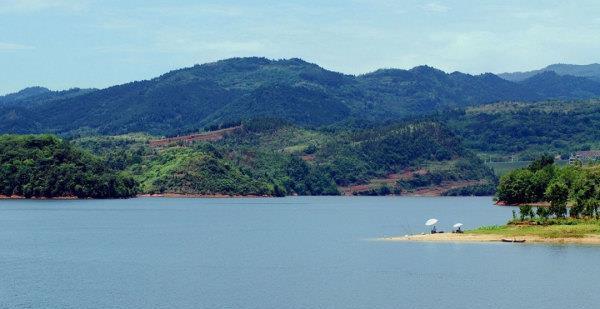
left=340, top=169, right=428, bottom=195
left=403, top=180, right=486, bottom=196
left=149, top=126, right=242, bottom=147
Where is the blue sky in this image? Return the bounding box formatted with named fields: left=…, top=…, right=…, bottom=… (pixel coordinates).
left=2, top=0, right=600, bottom=94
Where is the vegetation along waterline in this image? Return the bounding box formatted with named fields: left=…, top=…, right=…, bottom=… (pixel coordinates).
left=0, top=117, right=501, bottom=199
left=383, top=216, right=600, bottom=245
left=382, top=157, right=600, bottom=244
left=0, top=135, right=137, bottom=199
left=2, top=58, right=600, bottom=199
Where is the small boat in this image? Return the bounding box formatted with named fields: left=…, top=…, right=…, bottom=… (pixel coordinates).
left=501, top=238, right=526, bottom=243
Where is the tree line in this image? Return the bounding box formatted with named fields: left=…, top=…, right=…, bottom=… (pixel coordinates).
left=496, top=155, right=600, bottom=218
left=0, top=135, right=137, bottom=198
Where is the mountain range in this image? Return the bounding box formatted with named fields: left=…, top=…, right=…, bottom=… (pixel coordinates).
left=499, top=63, right=600, bottom=82
left=2, top=57, right=600, bottom=136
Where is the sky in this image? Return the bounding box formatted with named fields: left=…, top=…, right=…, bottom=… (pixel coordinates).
left=2, top=0, right=600, bottom=94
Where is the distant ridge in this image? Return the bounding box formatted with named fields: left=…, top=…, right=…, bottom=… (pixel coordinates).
left=499, top=63, right=600, bottom=82
left=0, top=87, right=51, bottom=104
left=0, top=87, right=96, bottom=107
left=2, top=57, right=600, bottom=136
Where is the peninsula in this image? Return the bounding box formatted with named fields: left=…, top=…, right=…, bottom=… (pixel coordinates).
left=382, top=158, right=600, bottom=245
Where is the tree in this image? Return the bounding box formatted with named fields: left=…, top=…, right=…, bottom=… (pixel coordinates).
left=530, top=166, right=555, bottom=201
left=536, top=207, right=551, bottom=220
left=545, top=181, right=569, bottom=218
left=528, top=154, right=555, bottom=172
left=0, top=135, right=138, bottom=199
left=572, top=171, right=600, bottom=218
left=519, top=204, right=534, bottom=221
left=585, top=199, right=600, bottom=219
left=497, top=169, right=536, bottom=204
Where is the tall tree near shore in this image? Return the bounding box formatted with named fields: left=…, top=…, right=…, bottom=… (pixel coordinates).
left=545, top=181, right=569, bottom=218
left=497, top=169, right=535, bottom=204
left=528, top=155, right=555, bottom=172
left=573, top=171, right=600, bottom=217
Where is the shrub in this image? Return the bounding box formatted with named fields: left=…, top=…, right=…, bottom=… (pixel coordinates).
left=519, top=204, right=534, bottom=221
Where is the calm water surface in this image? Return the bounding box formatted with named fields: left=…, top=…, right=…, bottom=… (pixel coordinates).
left=1, top=196, right=599, bottom=309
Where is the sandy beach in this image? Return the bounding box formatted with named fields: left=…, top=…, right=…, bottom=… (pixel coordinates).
left=379, top=233, right=600, bottom=245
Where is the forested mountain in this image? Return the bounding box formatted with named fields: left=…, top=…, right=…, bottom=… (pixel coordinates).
left=2, top=57, right=600, bottom=136
left=0, top=135, right=137, bottom=198
left=441, top=100, right=600, bottom=159
left=499, top=63, right=600, bottom=82
left=6, top=56, right=598, bottom=197
left=0, top=87, right=51, bottom=105
left=355, top=67, right=537, bottom=117
left=519, top=72, right=600, bottom=99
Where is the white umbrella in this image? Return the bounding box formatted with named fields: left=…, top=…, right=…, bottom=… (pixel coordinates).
left=425, top=218, right=438, bottom=226
left=453, top=223, right=463, bottom=228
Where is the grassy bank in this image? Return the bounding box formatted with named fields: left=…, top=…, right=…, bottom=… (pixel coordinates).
left=382, top=218, right=600, bottom=245
left=469, top=219, right=600, bottom=239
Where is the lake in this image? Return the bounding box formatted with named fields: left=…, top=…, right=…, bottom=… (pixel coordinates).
left=1, top=196, right=599, bottom=309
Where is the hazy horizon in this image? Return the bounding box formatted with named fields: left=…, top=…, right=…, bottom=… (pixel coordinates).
left=3, top=0, right=600, bottom=94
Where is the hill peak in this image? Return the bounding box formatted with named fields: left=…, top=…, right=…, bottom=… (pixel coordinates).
left=3, top=57, right=600, bottom=136
left=2, top=86, right=50, bottom=97
left=0, top=86, right=51, bottom=105
left=499, top=63, right=600, bottom=82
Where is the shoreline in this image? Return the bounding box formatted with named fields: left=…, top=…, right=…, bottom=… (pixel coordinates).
left=0, top=194, right=271, bottom=200
left=0, top=195, right=79, bottom=200
left=495, top=201, right=551, bottom=207
left=1, top=194, right=495, bottom=200
left=137, top=193, right=270, bottom=199
left=378, top=233, right=600, bottom=245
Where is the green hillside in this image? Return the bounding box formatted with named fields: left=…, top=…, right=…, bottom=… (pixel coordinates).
left=3, top=57, right=598, bottom=195
left=443, top=100, right=600, bottom=160
left=3, top=57, right=600, bottom=136
left=71, top=119, right=496, bottom=197
left=0, top=135, right=137, bottom=198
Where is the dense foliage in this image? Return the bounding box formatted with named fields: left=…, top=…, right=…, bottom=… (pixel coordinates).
left=0, top=135, right=137, bottom=198
left=496, top=156, right=600, bottom=218
left=317, top=122, right=495, bottom=190
left=3, top=58, right=597, bottom=198
left=132, top=146, right=338, bottom=196
left=70, top=119, right=494, bottom=197
left=442, top=183, right=497, bottom=196
left=3, top=57, right=600, bottom=136
left=496, top=156, right=557, bottom=204
left=443, top=100, right=600, bottom=158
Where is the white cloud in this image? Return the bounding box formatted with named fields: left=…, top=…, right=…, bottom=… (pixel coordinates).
left=422, top=2, right=449, bottom=13
left=509, top=8, right=558, bottom=20
left=96, top=18, right=144, bottom=30
left=93, top=44, right=145, bottom=54
left=157, top=39, right=264, bottom=54
left=153, top=29, right=264, bottom=54
left=140, top=4, right=244, bottom=17
left=0, top=0, right=88, bottom=13
left=0, top=42, right=34, bottom=51
left=94, top=30, right=265, bottom=57
left=417, top=21, right=600, bottom=74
